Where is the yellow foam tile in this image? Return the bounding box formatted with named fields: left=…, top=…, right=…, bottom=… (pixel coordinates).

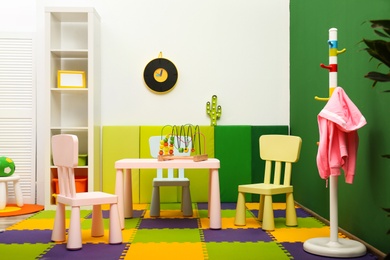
left=245, top=202, right=299, bottom=211
left=199, top=217, right=261, bottom=229
left=133, top=203, right=148, bottom=210
left=268, top=227, right=345, bottom=242
left=7, top=219, right=59, bottom=230
left=245, top=203, right=260, bottom=210
left=143, top=210, right=199, bottom=219
left=124, top=242, right=205, bottom=260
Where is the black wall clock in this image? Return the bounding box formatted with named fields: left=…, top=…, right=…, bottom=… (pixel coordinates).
left=143, top=54, right=178, bottom=94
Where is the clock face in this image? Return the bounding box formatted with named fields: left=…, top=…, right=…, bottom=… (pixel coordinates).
left=143, top=58, right=178, bottom=93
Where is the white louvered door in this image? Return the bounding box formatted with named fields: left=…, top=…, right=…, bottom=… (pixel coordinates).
left=0, top=33, right=35, bottom=204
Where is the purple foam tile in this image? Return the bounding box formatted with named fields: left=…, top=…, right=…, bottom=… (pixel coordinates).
left=197, top=202, right=208, bottom=210
left=281, top=242, right=379, bottom=260
left=220, top=203, right=237, bottom=210
left=197, top=202, right=237, bottom=210
left=250, top=208, right=311, bottom=218
left=130, top=210, right=144, bottom=218
left=40, top=243, right=127, bottom=260
left=85, top=210, right=144, bottom=219
left=274, top=209, right=286, bottom=218
left=138, top=218, right=198, bottom=229
left=296, top=208, right=311, bottom=217
left=0, top=230, right=52, bottom=244
left=203, top=228, right=273, bottom=242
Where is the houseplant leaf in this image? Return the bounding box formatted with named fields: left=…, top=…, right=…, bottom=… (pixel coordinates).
left=362, top=39, right=390, bottom=67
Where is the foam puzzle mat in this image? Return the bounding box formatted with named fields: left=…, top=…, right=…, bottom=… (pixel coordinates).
left=0, top=203, right=379, bottom=259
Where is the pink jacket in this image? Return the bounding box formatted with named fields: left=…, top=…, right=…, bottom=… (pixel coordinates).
left=317, top=87, right=367, bottom=184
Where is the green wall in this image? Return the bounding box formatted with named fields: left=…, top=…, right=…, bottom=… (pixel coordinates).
left=290, top=0, right=390, bottom=254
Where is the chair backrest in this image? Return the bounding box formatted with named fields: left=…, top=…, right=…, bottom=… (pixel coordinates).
left=149, top=136, right=191, bottom=179
left=52, top=134, right=79, bottom=198
left=259, top=135, right=302, bottom=186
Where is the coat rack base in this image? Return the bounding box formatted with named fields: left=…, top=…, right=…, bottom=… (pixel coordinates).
left=303, top=237, right=366, bottom=258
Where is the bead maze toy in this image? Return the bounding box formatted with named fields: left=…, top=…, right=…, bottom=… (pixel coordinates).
left=157, top=124, right=208, bottom=162
left=206, top=95, right=222, bottom=126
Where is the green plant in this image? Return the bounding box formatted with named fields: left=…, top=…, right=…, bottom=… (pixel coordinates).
left=362, top=20, right=390, bottom=88
left=363, top=20, right=390, bottom=240
left=364, top=21, right=390, bottom=158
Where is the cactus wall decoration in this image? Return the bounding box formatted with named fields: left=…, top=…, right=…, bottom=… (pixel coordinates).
left=206, top=95, right=222, bottom=126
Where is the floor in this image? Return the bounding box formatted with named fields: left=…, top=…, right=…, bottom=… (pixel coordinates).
left=0, top=203, right=381, bottom=259
left=0, top=213, right=34, bottom=231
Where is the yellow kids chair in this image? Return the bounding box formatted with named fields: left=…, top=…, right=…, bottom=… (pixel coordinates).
left=234, top=134, right=302, bottom=231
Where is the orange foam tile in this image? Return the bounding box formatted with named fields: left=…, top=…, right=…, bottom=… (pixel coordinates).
left=269, top=227, right=338, bottom=242
left=124, top=242, right=205, bottom=260
left=199, top=217, right=261, bottom=230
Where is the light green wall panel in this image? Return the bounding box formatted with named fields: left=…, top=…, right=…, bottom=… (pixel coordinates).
left=102, top=126, right=140, bottom=202
left=139, top=126, right=174, bottom=203
left=186, top=125, right=214, bottom=202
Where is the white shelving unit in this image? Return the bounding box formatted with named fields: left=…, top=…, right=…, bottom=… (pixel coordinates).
left=44, top=7, right=101, bottom=209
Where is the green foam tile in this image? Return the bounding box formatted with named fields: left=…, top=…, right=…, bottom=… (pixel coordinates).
left=273, top=217, right=326, bottom=229
left=30, top=210, right=91, bottom=219
left=206, top=241, right=291, bottom=260
left=0, top=243, right=53, bottom=260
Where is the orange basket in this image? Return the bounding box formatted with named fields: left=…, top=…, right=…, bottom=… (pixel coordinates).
left=52, top=177, right=88, bottom=194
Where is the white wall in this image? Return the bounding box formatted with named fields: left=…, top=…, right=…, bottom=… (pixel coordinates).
left=1, top=0, right=289, bottom=204
left=33, top=0, right=290, bottom=126
left=0, top=0, right=36, bottom=32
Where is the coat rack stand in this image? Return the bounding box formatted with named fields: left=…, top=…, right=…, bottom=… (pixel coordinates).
left=303, top=28, right=366, bottom=258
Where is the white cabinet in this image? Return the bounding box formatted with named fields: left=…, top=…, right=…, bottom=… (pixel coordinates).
left=44, top=7, right=101, bottom=209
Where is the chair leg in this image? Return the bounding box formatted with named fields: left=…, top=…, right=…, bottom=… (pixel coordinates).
left=261, top=195, right=275, bottom=231
left=13, top=179, right=23, bottom=207
left=150, top=185, right=160, bottom=217
left=51, top=202, right=66, bottom=242
left=91, top=205, right=104, bottom=237
left=0, top=182, right=6, bottom=210
left=258, top=195, right=265, bottom=222
left=285, top=192, right=297, bottom=227
left=181, top=185, right=193, bottom=217
left=67, top=206, right=82, bottom=250
left=109, top=203, right=123, bottom=244
left=234, top=191, right=246, bottom=226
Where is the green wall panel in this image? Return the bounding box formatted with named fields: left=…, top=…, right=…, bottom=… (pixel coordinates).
left=290, top=0, right=390, bottom=254
left=102, top=126, right=140, bottom=202
left=215, top=126, right=288, bottom=203
left=215, top=126, right=252, bottom=202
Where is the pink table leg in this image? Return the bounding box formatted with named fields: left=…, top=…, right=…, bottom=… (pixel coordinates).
left=115, top=169, right=124, bottom=229
left=209, top=168, right=221, bottom=229
left=123, top=169, right=133, bottom=218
